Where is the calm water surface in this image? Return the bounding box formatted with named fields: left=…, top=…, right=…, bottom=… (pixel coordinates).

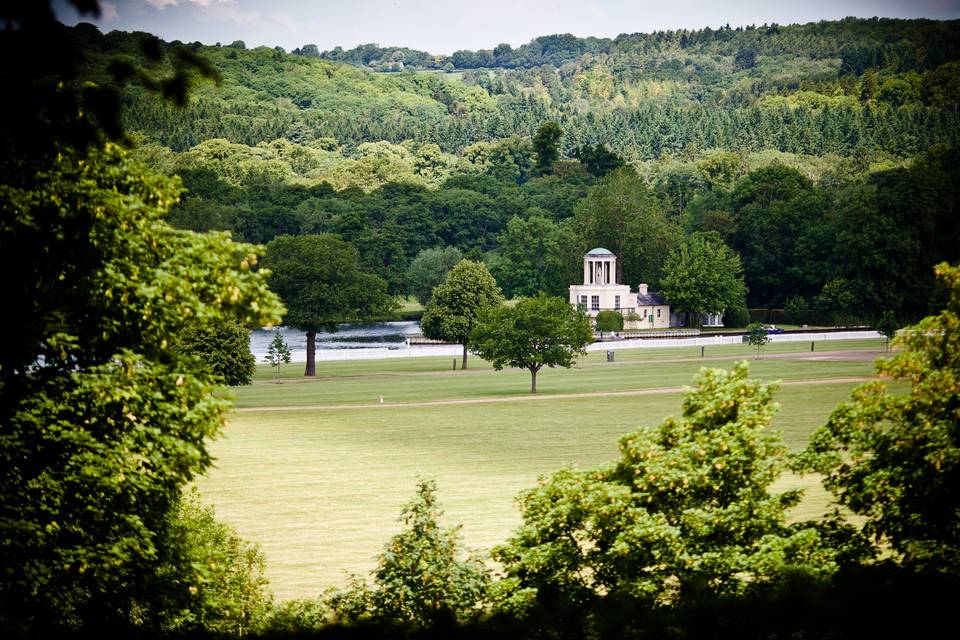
left=250, top=321, right=420, bottom=362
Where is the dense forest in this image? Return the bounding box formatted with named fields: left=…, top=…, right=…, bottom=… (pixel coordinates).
left=64, top=16, right=959, bottom=321
left=103, top=18, right=960, bottom=157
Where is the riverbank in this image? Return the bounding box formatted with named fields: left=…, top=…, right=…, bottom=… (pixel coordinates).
left=254, top=327, right=883, bottom=363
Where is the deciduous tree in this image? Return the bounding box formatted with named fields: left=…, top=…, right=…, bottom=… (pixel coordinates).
left=420, top=260, right=504, bottom=369
left=533, top=121, right=562, bottom=174
left=488, top=215, right=568, bottom=298
left=406, top=246, right=463, bottom=305
left=176, top=320, right=257, bottom=386
left=0, top=146, right=283, bottom=633
left=263, top=234, right=395, bottom=376
left=660, top=232, right=747, bottom=327
left=325, top=480, right=491, bottom=627
left=471, top=294, right=592, bottom=393
left=594, top=310, right=623, bottom=339
left=264, top=330, right=292, bottom=380
left=572, top=167, right=681, bottom=286
left=746, top=322, right=771, bottom=358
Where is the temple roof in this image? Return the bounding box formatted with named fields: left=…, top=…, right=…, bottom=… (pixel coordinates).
left=585, top=247, right=614, bottom=257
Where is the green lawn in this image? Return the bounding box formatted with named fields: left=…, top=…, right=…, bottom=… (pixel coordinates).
left=197, top=338, right=892, bottom=600
left=237, top=339, right=884, bottom=408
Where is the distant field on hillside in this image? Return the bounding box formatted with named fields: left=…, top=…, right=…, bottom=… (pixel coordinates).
left=197, top=338, right=893, bottom=600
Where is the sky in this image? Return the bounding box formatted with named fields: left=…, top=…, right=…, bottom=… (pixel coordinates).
left=53, top=0, right=960, bottom=55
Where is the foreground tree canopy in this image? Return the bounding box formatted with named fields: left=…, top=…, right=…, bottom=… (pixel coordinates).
left=325, top=480, right=491, bottom=627
left=1, top=2, right=282, bottom=633
left=495, top=363, right=842, bottom=614
left=0, top=145, right=284, bottom=633
left=798, top=262, right=960, bottom=575
left=471, top=294, right=593, bottom=393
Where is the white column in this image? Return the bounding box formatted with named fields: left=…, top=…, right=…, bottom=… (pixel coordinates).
left=583, top=259, right=589, bottom=285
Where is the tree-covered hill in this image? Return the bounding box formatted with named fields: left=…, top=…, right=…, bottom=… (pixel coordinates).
left=64, top=18, right=960, bottom=157
left=318, top=17, right=960, bottom=74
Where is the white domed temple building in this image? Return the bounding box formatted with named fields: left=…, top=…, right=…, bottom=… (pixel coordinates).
left=567, top=248, right=723, bottom=329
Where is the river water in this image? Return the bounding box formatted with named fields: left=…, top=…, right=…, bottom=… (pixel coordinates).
left=249, top=321, right=420, bottom=363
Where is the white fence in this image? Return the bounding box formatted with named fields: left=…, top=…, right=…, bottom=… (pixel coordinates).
left=587, top=330, right=881, bottom=351
left=288, top=331, right=882, bottom=362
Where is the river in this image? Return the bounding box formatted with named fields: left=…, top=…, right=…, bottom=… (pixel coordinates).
left=250, top=321, right=420, bottom=363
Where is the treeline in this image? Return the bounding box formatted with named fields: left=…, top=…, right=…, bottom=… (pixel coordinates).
left=145, top=130, right=960, bottom=324
left=56, top=22, right=960, bottom=158
left=310, top=17, right=960, bottom=73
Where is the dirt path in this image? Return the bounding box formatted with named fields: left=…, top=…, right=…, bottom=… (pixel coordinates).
left=237, top=376, right=875, bottom=413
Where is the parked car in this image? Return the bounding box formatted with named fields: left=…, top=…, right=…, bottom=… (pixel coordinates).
left=764, top=324, right=785, bottom=334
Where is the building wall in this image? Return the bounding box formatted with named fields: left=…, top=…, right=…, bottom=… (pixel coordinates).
left=569, top=284, right=634, bottom=316
left=634, top=304, right=671, bottom=328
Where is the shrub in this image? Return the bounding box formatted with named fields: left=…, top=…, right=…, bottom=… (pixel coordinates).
left=176, top=320, right=256, bottom=386
left=595, top=310, right=624, bottom=335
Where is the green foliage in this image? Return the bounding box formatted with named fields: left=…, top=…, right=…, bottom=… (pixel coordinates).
left=258, top=598, right=330, bottom=634
left=746, top=322, right=772, bottom=358
left=696, top=150, right=746, bottom=190
left=263, top=234, right=395, bottom=375
left=533, top=121, right=562, bottom=174
left=420, top=260, right=504, bottom=369
left=0, top=11, right=282, bottom=629
left=406, top=246, right=463, bottom=305
left=325, top=480, right=491, bottom=627
left=574, top=144, right=625, bottom=177
left=0, top=148, right=282, bottom=632
left=176, top=320, right=256, bottom=386
left=160, top=488, right=272, bottom=634
left=874, top=310, right=900, bottom=351
left=495, top=363, right=840, bottom=613
left=660, top=232, right=747, bottom=325
left=797, top=263, right=960, bottom=575
left=50, top=19, right=958, bottom=163
left=572, top=167, right=682, bottom=287
left=783, top=295, right=807, bottom=324
left=489, top=215, right=570, bottom=298
left=4, top=146, right=280, bottom=377
left=722, top=303, right=750, bottom=328
left=264, top=330, right=292, bottom=380
left=734, top=46, right=758, bottom=70
left=471, top=293, right=593, bottom=393
left=595, top=310, right=624, bottom=336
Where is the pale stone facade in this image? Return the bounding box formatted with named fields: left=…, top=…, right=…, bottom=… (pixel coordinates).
left=568, top=248, right=671, bottom=329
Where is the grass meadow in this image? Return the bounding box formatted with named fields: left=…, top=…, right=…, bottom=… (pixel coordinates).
left=197, top=338, right=893, bottom=600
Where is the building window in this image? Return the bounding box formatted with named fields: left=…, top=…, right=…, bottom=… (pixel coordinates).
left=614, top=295, right=620, bottom=310
left=578, top=295, right=588, bottom=310
left=657, top=308, right=661, bottom=318
left=591, top=295, right=600, bottom=311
